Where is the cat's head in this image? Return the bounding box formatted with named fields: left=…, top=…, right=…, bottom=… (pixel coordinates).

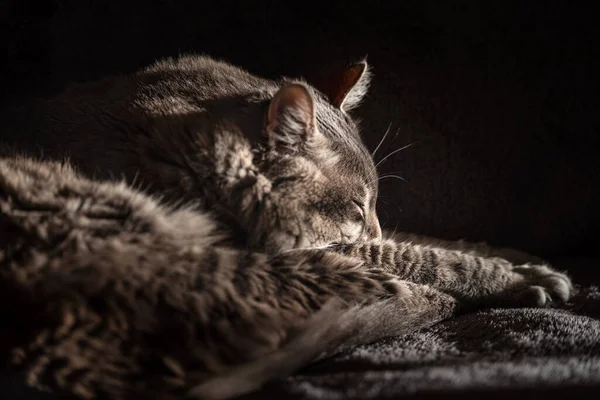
left=226, top=61, right=382, bottom=252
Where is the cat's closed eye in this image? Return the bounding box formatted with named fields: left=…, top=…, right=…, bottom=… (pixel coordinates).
left=352, top=199, right=366, bottom=220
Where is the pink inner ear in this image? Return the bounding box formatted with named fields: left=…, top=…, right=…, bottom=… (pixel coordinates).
left=314, top=63, right=366, bottom=108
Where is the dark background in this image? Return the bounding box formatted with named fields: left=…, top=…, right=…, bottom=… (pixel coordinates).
left=2, top=1, right=599, bottom=259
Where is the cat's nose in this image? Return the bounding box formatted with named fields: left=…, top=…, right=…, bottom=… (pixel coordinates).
left=366, top=216, right=382, bottom=241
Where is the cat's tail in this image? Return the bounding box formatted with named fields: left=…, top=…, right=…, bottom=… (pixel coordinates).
left=185, top=297, right=437, bottom=400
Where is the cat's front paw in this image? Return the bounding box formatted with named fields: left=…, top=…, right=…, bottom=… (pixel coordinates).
left=506, top=264, right=573, bottom=307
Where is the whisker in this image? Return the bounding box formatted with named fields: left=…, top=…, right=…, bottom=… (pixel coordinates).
left=392, top=223, right=400, bottom=237
left=391, top=126, right=400, bottom=145
left=380, top=197, right=404, bottom=215
left=371, top=122, right=392, bottom=157
left=382, top=223, right=401, bottom=240
left=367, top=173, right=408, bottom=186
left=379, top=174, right=408, bottom=183
left=374, top=141, right=418, bottom=170
left=381, top=207, right=389, bottom=221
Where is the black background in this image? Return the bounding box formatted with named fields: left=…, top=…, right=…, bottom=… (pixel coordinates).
left=2, top=1, right=599, bottom=259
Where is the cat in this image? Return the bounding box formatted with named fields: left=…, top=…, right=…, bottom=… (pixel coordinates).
left=0, top=55, right=573, bottom=400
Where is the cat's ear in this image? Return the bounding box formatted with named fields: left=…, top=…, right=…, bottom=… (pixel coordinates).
left=313, top=60, right=371, bottom=112
left=265, top=84, right=318, bottom=152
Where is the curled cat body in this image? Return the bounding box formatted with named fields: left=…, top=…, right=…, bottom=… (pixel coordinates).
left=3, top=55, right=382, bottom=252
left=0, top=55, right=573, bottom=399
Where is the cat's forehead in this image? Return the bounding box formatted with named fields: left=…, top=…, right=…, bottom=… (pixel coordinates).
left=314, top=99, right=378, bottom=192
left=337, top=141, right=378, bottom=193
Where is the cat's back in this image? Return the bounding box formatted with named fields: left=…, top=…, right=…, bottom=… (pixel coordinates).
left=139, top=55, right=271, bottom=98
left=6, top=55, right=271, bottom=127
left=1, top=55, right=274, bottom=178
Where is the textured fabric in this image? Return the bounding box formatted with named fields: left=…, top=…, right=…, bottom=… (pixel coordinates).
left=241, top=258, right=600, bottom=399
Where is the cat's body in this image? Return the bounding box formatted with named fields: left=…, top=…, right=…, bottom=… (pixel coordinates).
left=0, top=55, right=572, bottom=399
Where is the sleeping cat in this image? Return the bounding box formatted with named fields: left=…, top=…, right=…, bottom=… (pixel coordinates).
left=0, top=55, right=572, bottom=400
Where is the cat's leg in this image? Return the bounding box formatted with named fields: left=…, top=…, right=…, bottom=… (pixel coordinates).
left=335, top=239, right=572, bottom=308
left=385, top=230, right=545, bottom=265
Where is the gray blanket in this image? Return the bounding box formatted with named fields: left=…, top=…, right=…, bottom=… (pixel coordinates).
left=241, top=258, right=600, bottom=399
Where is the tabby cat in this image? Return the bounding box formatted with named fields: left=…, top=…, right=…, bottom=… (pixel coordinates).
left=0, top=55, right=572, bottom=400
